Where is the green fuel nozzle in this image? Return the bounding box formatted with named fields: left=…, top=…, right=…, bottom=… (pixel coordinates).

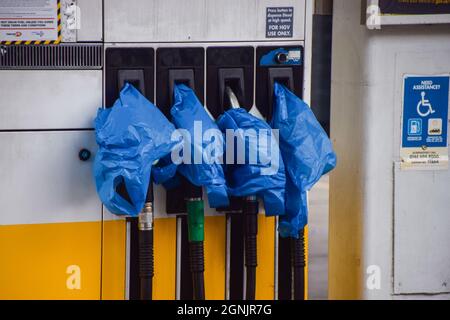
left=187, top=198, right=205, bottom=242
left=186, top=196, right=206, bottom=300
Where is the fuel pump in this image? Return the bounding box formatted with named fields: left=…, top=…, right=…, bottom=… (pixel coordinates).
left=217, top=93, right=286, bottom=300
left=271, top=82, right=336, bottom=300
left=1, top=0, right=314, bottom=300
left=101, top=48, right=172, bottom=300
left=156, top=48, right=229, bottom=300
left=256, top=46, right=336, bottom=300
left=182, top=149, right=206, bottom=301
left=170, top=83, right=230, bottom=300
left=255, top=46, right=306, bottom=300
left=101, top=0, right=312, bottom=301
left=154, top=47, right=205, bottom=300
left=94, top=82, right=177, bottom=300
left=214, top=59, right=286, bottom=300
left=224, top=86, right=259, bottom=301
left=207, top=47, right=259, bottom=300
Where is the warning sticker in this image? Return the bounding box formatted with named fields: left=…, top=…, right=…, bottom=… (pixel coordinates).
left=0, top=0, right=60, bottom=44
left=266, top=7, right=294, bottom=38
left=400, top=75, right=450, bottom=170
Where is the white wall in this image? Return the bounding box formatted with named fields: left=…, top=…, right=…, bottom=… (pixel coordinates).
left=330, top=0, right=450, bottom=300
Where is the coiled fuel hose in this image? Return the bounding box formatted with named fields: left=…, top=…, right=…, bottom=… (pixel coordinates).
left=292, top=229, right=306, bottom=300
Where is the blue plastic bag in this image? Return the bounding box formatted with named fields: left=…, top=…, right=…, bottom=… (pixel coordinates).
left=94, top=83, right=178, bottom=216
left=272, top=82, right=337, bottom=238
left=217, top=108, right=286, bottom=216
left=169, top=84, right=229, bottom=208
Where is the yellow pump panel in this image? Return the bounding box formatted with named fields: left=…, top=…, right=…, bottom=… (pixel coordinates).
left=0, top=221, right=102, bottom=300
left=0, top=217, right=308, bottom=299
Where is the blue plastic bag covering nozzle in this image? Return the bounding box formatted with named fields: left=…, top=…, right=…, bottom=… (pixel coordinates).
left=94, top=83, right=178, bottom=216
left=272, top=82, right=337, bottom=238
left=169, top=84, right=229, bottom=208
left=217, top=108, right=286, bottom=216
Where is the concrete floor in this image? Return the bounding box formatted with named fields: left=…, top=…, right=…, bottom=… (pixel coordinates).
left=308, top=175, right=329, bottom=300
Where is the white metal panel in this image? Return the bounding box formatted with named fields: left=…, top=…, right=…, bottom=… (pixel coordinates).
left=394, top=164, right=450, bottom=294
left=104, top=0, right=306, bottom=42
left=205, top=0, right=257, bottom=41
left=77, top=0, right=103, bottom=41
left=0, top=70, right=102, bottom=130
left=104, top=0, right=157, bottom=43
left=0, top=131, right=101, bottom=225
left=156, top=0, right=206, bottom=41
left=393, top=50, right=450, bottom=295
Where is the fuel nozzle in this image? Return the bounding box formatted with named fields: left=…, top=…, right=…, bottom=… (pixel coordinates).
left=186, top=196, right=205, bottom=300
left=225, top=85, right=241, bottom=109
left=139, top=189, right=154, bottom=232
left=138, top=182, right=154, bottom=300
left=225, top=87, right=259, bottom=300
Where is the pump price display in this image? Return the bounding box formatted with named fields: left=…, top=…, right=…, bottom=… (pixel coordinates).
left=401, top=75, right=450, bottom=170
left=0, top=0, right=58, bottom=42
left=266, top=7, right=294, bottom=38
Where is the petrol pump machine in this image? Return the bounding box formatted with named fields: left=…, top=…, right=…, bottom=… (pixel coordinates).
left=0, top=0, right=313, bottom=300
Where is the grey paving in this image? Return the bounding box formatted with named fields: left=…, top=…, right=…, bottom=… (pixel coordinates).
left=308, top=175, right=329, bottom=300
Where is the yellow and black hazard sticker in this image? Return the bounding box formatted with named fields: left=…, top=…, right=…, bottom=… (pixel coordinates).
left=0, top=0, right=62, bottom=46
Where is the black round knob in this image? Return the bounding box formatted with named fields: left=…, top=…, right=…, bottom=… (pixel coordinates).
left=79, top=149, right=91, bottom=161
left=275, top=52, right=288, bottom=64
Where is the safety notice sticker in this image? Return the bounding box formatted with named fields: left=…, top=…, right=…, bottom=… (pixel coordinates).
left=0, top=0, right=59, bottom=43
left=266, top=7, right=294, bottom=38
left=401, top=75, right=450, bottom=170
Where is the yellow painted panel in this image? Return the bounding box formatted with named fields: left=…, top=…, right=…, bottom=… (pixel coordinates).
left=204, top=215, right=226, bottom=300
left=101, top=219, right=126, bottom=300
left=153, top=218, right=177, bottom=300
left=0, top=221, right=102, bottom=300
left=256, top=215, right=275, bottom=300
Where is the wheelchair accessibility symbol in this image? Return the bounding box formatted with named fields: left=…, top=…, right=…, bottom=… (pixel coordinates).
left=417, top=91, right=436, bottom=117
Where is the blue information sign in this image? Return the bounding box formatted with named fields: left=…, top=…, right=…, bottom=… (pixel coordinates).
left=401, top=75, right=449, bottom=170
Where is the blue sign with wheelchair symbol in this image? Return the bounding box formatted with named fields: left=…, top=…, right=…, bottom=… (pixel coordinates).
left=402, top=76, right=449, bottom=148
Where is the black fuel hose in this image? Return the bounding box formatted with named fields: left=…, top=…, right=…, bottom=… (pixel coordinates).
left=189, top=240, right=205, bottom=300
left=292, top=229, right=306, bottom=300
left=244, top=196, right=258, bottom=300
left=138, top=183, right=154, bottom=300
